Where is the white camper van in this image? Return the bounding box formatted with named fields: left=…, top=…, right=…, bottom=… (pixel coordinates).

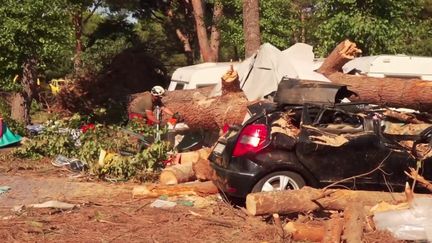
left=343, top=55, right=432, bottom=80
left=168, top=62, right=239, bottom=91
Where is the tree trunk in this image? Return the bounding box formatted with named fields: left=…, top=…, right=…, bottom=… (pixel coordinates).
left=318, top=39, right=432, bottom=112
left=10, top=93, right=26, bottom=124
left=11, top=58, right=38, bottom=124
left=243, top=0, right=261, bottom=58
left=129, top=81, right=249, bottom=131
left=191, top=0, right=222, bottom=62
left=175, top=29, right=194, bottom=65
left=73, top=11, right=83, bottom=72
left=132, top=181, right=219, bottom=198
left=245, top=186, right=425, bottom=216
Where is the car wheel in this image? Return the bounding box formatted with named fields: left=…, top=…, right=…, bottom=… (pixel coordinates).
left=252, top=171, right=305, bottom=193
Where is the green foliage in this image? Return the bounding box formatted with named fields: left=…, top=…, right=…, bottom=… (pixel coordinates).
left=221, top=0, right=315, bottom=57
left=14, top=115, right=170, bottom=180
left=82, top=37, right=133, bottom=74
left=0, top=0, right=74, bottom=91
left=312, top=0, right=431, bottom=56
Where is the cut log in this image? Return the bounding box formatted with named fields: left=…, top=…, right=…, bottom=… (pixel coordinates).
left=318, top=39, right=432, bottom=112
left=159, top=163, right=196, bottom=185
left=322, top=214, right=344, bottom=243
left=180, top=147, right=211, bottom=165
left=132, top=181, right=219, bottom=198
left=193, top=158, right=215, bottom=181
left=245, top=186, right=430, bottom=216
left=342, top=202, right=365, bottom=243
left=283, top=221, right=325, bottom=242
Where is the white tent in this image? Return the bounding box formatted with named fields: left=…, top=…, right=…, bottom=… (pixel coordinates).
left=238, top=43, right=329, bottom=101
left=170, top=42, right=329, bottom=100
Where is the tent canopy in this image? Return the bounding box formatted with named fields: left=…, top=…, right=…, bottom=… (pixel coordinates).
left=238, top=43, right=329, bottom=101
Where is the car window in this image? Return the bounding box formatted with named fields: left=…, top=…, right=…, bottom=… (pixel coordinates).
left=313, top=109, right=364, bottom=134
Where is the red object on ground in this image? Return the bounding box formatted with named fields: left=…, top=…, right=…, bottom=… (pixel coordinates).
left=81, top=123, right=95, bottom=133
left=129, top=113, right=144, bottom=120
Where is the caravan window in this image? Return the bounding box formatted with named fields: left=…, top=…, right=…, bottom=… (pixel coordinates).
left=196, top=84, right=217, bottom=89
left=174, top=83, right=186, bottom=90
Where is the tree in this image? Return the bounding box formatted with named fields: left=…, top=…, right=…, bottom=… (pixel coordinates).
left=312, top=0, right=430, bottom=56
left=66, top=0, right=104, bottom=73
left=191, top=0, right=223, bottom=62
left=0, top=0, right=73, bottom=124
left=242, top=0, right=261, bottom=58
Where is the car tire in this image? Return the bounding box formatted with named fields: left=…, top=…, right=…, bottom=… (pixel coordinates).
left=252, top=171, right=305, bottom=193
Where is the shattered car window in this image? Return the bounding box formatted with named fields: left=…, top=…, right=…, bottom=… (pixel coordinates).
left=313, top=109, right=364, bottom=134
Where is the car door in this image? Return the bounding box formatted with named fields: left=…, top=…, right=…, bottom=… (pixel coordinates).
left=374, top=125, right=428, bottom=189
left=295, top=105, right=388, bottom=188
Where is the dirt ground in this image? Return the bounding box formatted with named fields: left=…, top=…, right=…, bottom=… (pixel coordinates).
left=0, top=153, right=403, bottom=243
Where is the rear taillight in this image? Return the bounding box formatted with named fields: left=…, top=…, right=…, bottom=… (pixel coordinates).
left=233, top=124, right=268, bottom=157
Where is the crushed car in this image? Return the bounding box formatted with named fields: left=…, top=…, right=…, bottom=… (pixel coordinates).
left=209, top=78, right=432, bottom=199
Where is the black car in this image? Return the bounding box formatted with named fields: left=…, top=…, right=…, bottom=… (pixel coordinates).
left=209, top=78, right=432, bottom=199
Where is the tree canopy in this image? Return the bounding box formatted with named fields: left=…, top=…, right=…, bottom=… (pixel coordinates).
left=0, top=0, right=73, bottom=90
left=0, top=0, right=431, bottom=97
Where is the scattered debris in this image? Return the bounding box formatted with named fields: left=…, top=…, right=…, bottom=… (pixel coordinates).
left=374, top=197, right=432, bottom=241
left=150, top=199, right=177, bottom=208
left=28, top=200, right=77, bottom=210
left=132, top=181, right=219, bottom=198
left=0, top=186, right=11, bottom=196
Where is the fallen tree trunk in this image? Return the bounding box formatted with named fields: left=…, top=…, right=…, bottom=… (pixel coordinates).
left=318, top=39, right=432, bottom=112
left=245, top=186, right=430, bottom=216
left=132, top=181, right=218, bottom=198
left=129, top=70, right=249, bottom=131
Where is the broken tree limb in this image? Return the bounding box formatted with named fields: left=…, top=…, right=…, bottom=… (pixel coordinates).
left=342, top=202, right=365, bottom=243
left=317, top=39, right=362, bottom=76
left=132, top=181, right=219, bottom=198
left=221, top=65, right=242, bottom=95
left=318, top=39, right=432, bottom=112
left=383, top=110, right=424, bottom=124
left=273, top=214, right=285, bottom=239
left=245, top=186, right=431, bottom=216
left=283, top=221, right=325, bottom=242
left=159, top=163, right=196, bottom=185
left=405, top=167, right=432, bottom=192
